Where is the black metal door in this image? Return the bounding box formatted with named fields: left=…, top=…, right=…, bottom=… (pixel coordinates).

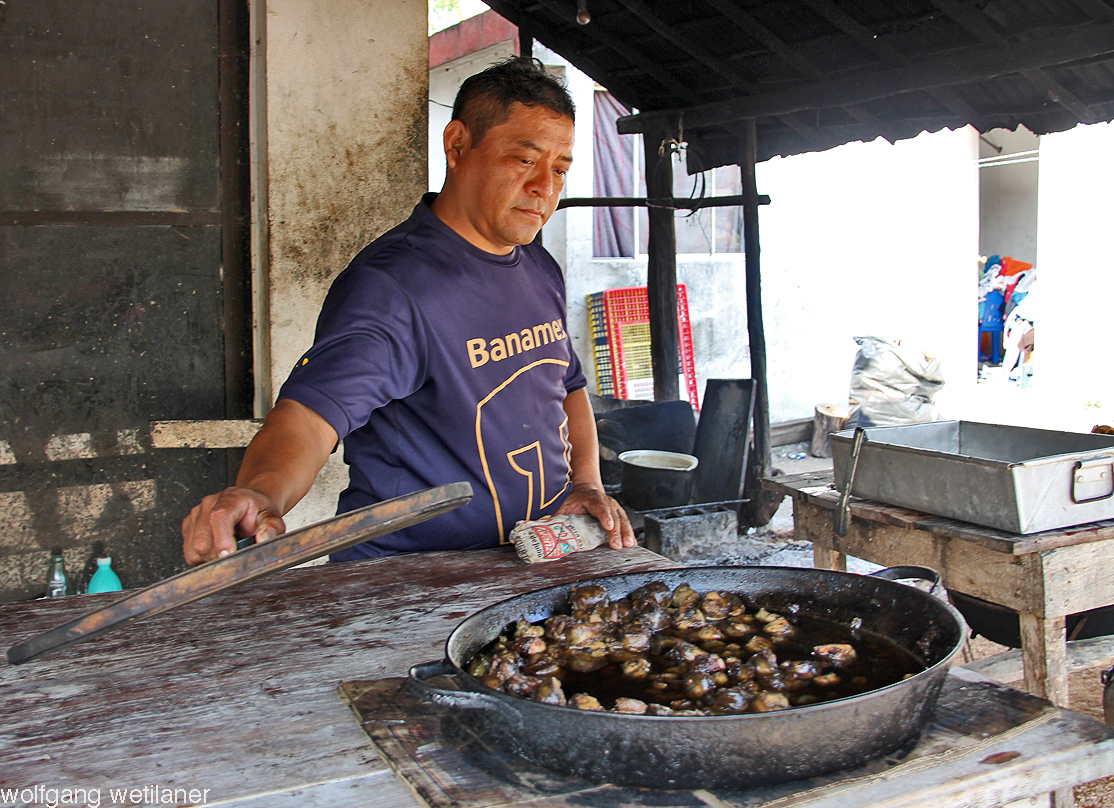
left=0, top=0, right=250, bottom=598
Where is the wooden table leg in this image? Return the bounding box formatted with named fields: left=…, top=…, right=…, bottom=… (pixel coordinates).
left=796, top=501, right=847, bottom=571
left=813, top=542, right=846, bottom=571
left=1019, top=612, right=1069, bottom=707
left=1020, top=613, right=1071, bottom=808
left=797, top=494, right=846, bottom=570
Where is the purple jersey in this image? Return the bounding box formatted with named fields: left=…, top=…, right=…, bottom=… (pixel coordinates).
left=278, top=195, right=586, bottom=559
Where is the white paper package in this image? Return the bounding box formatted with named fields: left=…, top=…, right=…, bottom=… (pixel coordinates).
left=509, top=514, right=608, bottom=563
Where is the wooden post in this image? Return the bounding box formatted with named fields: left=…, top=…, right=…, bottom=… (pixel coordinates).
left=517, top=30, right=533, bottom=57
left=643, top=120, right=680, bottom=401
left=741, top=120, right=774, bottom=482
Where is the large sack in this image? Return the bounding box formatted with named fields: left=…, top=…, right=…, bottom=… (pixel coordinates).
left=845, top=336, right=944, bottom=428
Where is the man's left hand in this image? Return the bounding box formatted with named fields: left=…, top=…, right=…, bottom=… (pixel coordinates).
left=555, top=482, right=637, bottom=549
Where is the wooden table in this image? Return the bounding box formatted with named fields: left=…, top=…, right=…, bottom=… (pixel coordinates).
left=0, top=544, right=1111, bottom=808
left=764, top=470, right=1114, bottom=708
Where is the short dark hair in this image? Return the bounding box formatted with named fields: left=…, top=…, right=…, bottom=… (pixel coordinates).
left=451, top=56, right=575, bottom=145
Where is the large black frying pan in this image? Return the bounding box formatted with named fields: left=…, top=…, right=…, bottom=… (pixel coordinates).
left=409, top=565, right=966, bottom=790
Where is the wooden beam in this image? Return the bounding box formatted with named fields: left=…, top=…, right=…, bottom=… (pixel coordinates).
left=558, top=194, right=770, bottom=209
left=801, top=0, right=980, bottom=121
left=702, top=0, right=902, bottom=143
left=770, top=418, right=814, bottom=447
left=928, top=0, right=1097, bottom=124
left=1071, top=0, right=1114, bottom=21
left=962, top=634, right=1114, bottom=685
left=481, top=0, right=644, bottom=109
left=609, top=0, right=831, bottom=149
left=764, top=112, right=835, bottom=150
left=1020, top=612, right=1070, bottom=707
left=643, top=121, right=680, bottom=402
left=703, top=0, right=819, bottom=80
left=530, top=0, right=693, bottom=100
left=617, top=22, right=1114, bottom=134
left=219, top=0, right=252, bottom=423
left=614, top=0, right=742, bottom=87
left=517, top=28, right=533, bottom=56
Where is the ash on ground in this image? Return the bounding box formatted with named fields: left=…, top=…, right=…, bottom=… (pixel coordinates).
left=678, top=442, right=881, bottom=575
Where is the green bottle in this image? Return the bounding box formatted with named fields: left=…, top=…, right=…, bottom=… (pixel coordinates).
left=87, top=556, right=123, bottom=593
left=45, top=549, right=73, bottom=598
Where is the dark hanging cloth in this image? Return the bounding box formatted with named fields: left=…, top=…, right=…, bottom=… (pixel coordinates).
left=592, top=91, right=635, bottom=258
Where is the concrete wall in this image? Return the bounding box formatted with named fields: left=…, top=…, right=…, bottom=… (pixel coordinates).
left=262, top=0, right=429, bottom=529
left=1034, top=121, right=1114, bottom=431
left=979, top=126, right=1039, bottom=264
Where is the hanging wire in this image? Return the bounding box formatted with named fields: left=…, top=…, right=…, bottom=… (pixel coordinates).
left=649, top=116, right=703, bottom=215
left=650, top=116, right=710, bottom=219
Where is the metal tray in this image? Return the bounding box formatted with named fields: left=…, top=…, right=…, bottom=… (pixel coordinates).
left=830, top=421, right=1114, bottom=534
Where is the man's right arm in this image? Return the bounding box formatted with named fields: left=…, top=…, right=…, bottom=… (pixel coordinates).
left=181, top=398, right=338, bottom=565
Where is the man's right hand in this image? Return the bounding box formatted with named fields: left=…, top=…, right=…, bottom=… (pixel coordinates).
left=181, top=486, right=287, bottom=566
left=180, top=398, right=337, bottom=566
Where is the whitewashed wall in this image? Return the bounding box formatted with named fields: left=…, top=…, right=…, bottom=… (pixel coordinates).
left=1034, top=122, right=1114, bottom=431
left=263, top=0, right=428, bottom=529
left=979, top=126, right=1039, bottom=262
left=428, top=41, right=516, bottom=192
left=754, top=128, right=981, bottom=422
left=567, top=128, right=980, bottom=424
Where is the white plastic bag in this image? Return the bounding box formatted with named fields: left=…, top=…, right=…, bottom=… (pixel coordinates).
left=846, top=336, right=944, bottom=428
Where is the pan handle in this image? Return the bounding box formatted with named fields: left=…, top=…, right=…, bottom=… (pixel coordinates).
left=868, top=566, right=945, bottom=599
left=407, top=659, right=524, bottom=729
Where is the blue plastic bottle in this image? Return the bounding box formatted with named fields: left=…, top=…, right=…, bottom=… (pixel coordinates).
left=87, top=557, right=123, bottom=593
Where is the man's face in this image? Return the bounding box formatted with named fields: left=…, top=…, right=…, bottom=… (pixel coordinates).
left=446, top=102, right=574, bottom=254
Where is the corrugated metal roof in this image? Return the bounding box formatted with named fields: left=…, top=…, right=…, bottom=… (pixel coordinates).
left=482, top=0, right=1114, bottom=169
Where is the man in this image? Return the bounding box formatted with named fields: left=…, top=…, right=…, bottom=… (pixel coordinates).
left=182, top=57, right=635, bottom=565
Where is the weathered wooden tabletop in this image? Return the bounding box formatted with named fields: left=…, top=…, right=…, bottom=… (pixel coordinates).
left=0, top=545, right=679, bottom=807
left=1, top=542, right=1111, bottom=808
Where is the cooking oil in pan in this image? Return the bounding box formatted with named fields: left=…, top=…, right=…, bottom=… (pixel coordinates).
left=472, top=611, right=925, bottom=715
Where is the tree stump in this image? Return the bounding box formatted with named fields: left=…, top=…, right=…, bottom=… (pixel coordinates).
left=811, top=404, right=849, bottom=458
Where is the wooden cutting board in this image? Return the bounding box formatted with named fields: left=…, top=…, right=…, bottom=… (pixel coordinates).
left=7, top=481, right=473, bottom=664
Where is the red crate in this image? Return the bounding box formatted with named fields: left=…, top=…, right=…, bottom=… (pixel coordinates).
left=586, top=292, right=615, bottom=397
left=596, top=285, right=699, bottom=410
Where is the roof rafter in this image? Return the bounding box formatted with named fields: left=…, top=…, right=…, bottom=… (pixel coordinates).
left=618, top=21, right=1114, bottom=134
left=801, top=0, right=980, bottom=121
left=530, top=0, right=692, bottom=100
left=701, top=0, right=903, bottom=144
left=470, top=0, right=1114, bottom=169
left=611, top=0, right=830, bottom=147
left=929, top=0, right=1098, bottom=123
left=483, top=0, right=644, bottom=107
